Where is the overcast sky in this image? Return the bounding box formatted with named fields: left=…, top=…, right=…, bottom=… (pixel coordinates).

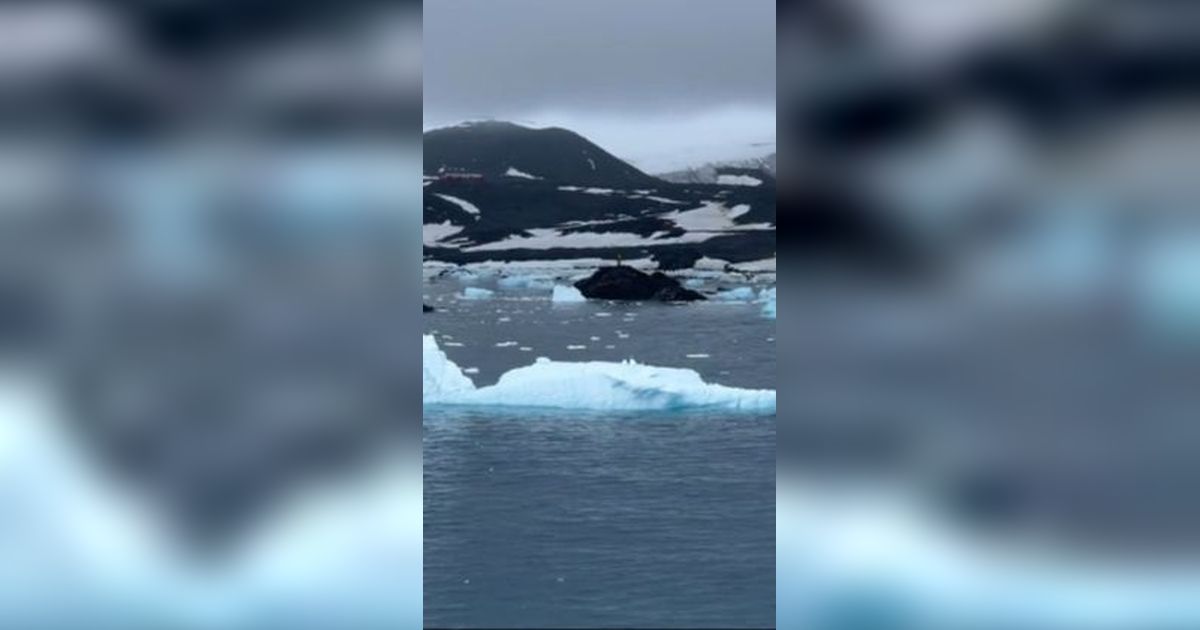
left=422, top=0, right=775, bottom=172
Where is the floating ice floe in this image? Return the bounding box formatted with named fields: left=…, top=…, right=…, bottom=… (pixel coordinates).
left=423, top=335, right=775, bottom=413
left=423, top=221, right=464, bottom=246
left=759, top=287, right=777, bottom=319
left=714, top=287, right=757, bottom=302
left=551, top=285, right=587, bottom=303
left=497, top=275, right=555, bottom=291
left=460, top=287, right=494, bottom=300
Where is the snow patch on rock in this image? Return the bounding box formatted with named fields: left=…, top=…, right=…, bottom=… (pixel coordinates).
left=434, top=194, right=481, bottom=216
left=504, top=167, right=540, bottom=180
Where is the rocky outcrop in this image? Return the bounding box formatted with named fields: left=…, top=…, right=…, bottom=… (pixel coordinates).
left=574, top=266, right=705, bottom=302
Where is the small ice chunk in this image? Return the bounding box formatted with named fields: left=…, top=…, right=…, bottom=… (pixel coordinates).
left=460, top=287, right=495, bottom=300
left=714, top=287, right=756, bottom=302
left=552, top=285, right=587, bottom=303
left=759, top=287, right=777, bottom=319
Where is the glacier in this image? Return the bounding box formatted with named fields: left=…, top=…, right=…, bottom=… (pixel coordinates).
left=423, top=335, right=775, bottom=413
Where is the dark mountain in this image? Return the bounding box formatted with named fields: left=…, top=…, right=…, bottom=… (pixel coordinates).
left=423, top=121, right=661, bottom=187
left=423, top=122, right=776, bottom=267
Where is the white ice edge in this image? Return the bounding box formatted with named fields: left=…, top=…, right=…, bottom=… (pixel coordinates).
left=423, top=335, right=775, bottom=413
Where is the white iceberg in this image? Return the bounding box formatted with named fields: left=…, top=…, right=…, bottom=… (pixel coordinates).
left=551, top=285, right=587, bottom=303
left=498, top=275, right=555, bottom=291
left=423, top=335, right=477, bottom=404
left=0, top=371, right=422, bottom=628
left=714, top=287, right=757, bottom=302
left=759, top=286, right=776, bottom=319
left=422, top=335, right=774, bottom=413
left=460, top=287, right=495, bottom=300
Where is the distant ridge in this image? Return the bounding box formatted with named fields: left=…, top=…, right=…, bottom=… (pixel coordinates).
left=423, top=121, right=661, bottom=187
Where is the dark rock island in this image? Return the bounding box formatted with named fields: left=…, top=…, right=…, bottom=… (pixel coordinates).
left=574, top=266, right=705, bottom=302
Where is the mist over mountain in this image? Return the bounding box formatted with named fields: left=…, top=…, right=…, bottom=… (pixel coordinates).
left=657, top=153, right=777, bottom=184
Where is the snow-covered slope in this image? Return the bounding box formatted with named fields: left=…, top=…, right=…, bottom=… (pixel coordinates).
left=422, top=122, right=776, bottom=267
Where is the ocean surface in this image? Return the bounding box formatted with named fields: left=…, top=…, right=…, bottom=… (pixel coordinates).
left=423, top=276, right=776, bottom=628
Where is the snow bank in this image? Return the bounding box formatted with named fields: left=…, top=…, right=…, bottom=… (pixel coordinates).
left=665, top=203, right=773, bottom=233
left=434, top=193, right=481, bottom=216
left=460, top=287, right=494, bottom=300
left=464, top=227, right=717, bottom=252
left=551, top=285, right=586, bottom=303
left=423, top=221, right=463, bottom=247
left=422, top=336, right=775, bottom=413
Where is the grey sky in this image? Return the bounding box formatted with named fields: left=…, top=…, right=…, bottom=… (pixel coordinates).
left=423, top=0, right=775, bottom=172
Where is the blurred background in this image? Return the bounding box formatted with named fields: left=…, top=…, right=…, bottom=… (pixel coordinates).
left=0, top=1, right=422, bottom=628
left=779, top=0, right=1200, bottom=626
